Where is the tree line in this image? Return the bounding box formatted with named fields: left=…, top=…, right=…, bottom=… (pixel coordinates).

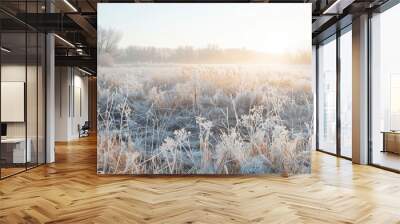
left=98, top=27, right=311, bottom=65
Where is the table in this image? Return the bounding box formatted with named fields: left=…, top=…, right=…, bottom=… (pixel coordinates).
left=1, top=138, right=31, bottom=163
left=381, top=131, right=400, bottom=154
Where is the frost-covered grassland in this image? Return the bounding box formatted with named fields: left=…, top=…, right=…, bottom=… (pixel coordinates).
left=97, top=64, right=313, bottom=175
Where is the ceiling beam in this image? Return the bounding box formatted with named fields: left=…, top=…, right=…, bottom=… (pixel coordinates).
left=13, top=13, right=83, bottom=32
left=55, top=55, right=96, bottom=72
left=67, top=13, right=97, bottom=46
left=312, top=15, right=335, bottom=33
left=323, top=0, right=356, bottom=14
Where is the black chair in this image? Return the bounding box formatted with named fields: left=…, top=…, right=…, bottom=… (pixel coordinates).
left=79, top=121, right=90, bottom=138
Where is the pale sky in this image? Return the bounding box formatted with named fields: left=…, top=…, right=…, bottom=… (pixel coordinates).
left=98, top=3, right=311, bottom=54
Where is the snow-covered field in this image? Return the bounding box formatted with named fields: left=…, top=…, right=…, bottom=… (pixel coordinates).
left=97, top=64, right=313, bottom=175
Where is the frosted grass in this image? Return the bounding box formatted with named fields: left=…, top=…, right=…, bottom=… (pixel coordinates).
left=97, top=64, right=313, bottom=175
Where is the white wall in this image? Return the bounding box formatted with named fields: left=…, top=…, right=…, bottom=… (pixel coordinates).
left=55, top=67, right=89, bottom=141
left=1, top=63, right=47, bottom=164
left=55, top=66, right=69, bottom=141
left=1, top=65, right=26, bottom=139
left=1, top=65, right=38, bottom=137
left=71, top=73, right=89, bottom=138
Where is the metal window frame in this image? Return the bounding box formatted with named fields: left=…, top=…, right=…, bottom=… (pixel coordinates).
left=316, top=0, right=400, bottom=172
left=315, top=22, right=353, bottom=161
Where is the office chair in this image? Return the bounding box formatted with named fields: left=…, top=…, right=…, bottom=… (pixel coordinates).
left=79, top=121, right=90, bottom=138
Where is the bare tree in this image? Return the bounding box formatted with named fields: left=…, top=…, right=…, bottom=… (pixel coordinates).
left=98, top=27, right=122, bottom=55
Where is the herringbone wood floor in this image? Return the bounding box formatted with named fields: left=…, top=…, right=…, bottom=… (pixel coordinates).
left=1, top=136, right=400, bottom=224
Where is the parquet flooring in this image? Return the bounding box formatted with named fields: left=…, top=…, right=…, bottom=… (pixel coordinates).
left=0, top=167, right=26, bottom=178
left=1, top=135, right=400, bottom=223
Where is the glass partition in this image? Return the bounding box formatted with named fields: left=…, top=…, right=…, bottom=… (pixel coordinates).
left=317, top=36, right=337, bottom=154
left=0, top=31, right=28, bottom=178
left=0, top=2, right=46, bottom=179
left=38, top=32, right=46, bottom=165
left=27, top=31, right=38, bottom=169
left=26, top=0, right=42, bottom=170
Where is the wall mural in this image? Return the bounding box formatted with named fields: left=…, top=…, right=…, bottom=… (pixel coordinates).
left=97, top=3, right=313, bottom=175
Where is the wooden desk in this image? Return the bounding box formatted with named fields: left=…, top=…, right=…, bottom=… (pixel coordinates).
left=382, top=131, right=400, bottom=154
left=1, top=138, right=31, bottom=163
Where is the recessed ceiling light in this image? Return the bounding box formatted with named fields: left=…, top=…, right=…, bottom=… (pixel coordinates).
left=54, top=34, right=75, bottom=48
left=63, top=0, right=78, bottom=12
left=78, top=67, right=93, bottom=76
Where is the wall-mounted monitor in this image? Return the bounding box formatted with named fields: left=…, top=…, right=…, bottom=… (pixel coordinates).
left=1, top=82, right=25, bottom=122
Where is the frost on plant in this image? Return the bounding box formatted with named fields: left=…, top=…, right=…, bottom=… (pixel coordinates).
left=97, top=64, right=313, bottom=175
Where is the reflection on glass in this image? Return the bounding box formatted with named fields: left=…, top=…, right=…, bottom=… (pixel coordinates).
left=1, top=32, right=27, bottom=177
left=371, top=3, right=400, bottom=171
left=340, top=29, right=352, bottom=158
left=27, top=31, right=38, bottom=169
left=318, top=37, right=337, bottom=154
